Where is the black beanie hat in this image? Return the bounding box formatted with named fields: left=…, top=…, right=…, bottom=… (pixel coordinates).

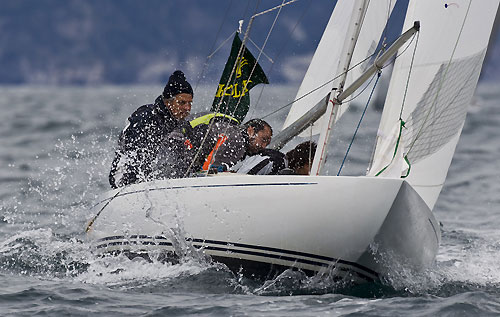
left=162, top=70, right=193, bottom=99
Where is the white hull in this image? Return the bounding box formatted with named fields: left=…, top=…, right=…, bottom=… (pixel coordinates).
left=86, top=175, right=440, bottom=283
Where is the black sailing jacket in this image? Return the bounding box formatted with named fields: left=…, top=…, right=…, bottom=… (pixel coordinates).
left=109, top=96, right=193, bottom=188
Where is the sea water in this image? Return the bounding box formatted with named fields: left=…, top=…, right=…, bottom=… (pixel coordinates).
left=0, top=84, right=499, bottom=316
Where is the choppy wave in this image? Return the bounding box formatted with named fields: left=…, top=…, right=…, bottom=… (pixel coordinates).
left=1, top=85, right=500, bottom=315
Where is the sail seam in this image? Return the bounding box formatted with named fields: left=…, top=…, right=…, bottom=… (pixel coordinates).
left=405, top=0, right=473, bottom=157
left=403, top=51, right=485, bottom=164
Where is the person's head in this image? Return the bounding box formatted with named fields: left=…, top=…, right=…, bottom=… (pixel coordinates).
left=162, top=70, right=193, bottom=120
left=286, top=141, right=317, bottom=175
left=243, top=119, right=273, bottom=155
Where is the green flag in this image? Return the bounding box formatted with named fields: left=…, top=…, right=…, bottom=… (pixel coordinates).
left=211, top=33, right=269, bottom=123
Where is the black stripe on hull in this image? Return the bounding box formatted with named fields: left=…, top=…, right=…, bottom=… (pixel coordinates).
left=211, top=255, right=349, bottom=282
left=94, top=235, right=379, bottom=282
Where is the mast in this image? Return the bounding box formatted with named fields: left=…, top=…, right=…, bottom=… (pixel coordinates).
left=310, top=0, right=369, bottom=175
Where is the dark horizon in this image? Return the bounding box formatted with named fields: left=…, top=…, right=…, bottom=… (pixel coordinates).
left=0, top=0, right=498, bottom=86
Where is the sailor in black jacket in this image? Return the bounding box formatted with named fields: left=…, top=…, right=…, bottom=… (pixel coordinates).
left=109, top=70, right=194, bottom=188
left=188, top=116, right=273, bottom=173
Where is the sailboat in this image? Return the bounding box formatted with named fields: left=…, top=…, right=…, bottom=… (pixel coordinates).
left=85, top=0, right=499, bottom=284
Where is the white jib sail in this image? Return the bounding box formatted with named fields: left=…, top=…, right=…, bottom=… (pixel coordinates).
left=368, top=0, right=499, bottom=210
left=282, top=0, right=396, bottom=136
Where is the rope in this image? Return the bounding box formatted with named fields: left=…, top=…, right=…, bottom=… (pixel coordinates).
left=258, top=1, right=403, bottom=121
left=308, top=125, right=313, bottom=173
left=261, top=50, right=377, bottom=120
left=85, top=188, right=123, bottom=232
left=224, top=0, right=287, bottom=121
left=248, top=37, right=274, bottom=63
left=252, top=0, right=312, bottom=116
left=201, top=0, right=288, bottom=173
left=252, top=0, right=299, bottom=18
left=374, top=119, right=405, bottom=176
left=373, top=30, right=419, bottom=177
left=206, top=31, right=237, bottom=60
left=183, top=0, right=292, bottom=177
left=183, top=28, right=258, bottom=177
left=399, top=32, right=419, bottom=119
left=337, top=72, right=381, bottom=176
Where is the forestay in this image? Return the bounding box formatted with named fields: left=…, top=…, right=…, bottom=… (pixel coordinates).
left=368, top=0, right=499, bottom=210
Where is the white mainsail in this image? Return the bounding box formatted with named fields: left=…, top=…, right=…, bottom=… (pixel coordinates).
left=368, top=0, right=499, bottom=209
left=282, top=0, right=396, bottom=135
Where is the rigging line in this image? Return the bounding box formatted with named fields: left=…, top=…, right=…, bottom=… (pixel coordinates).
left=252, top=0, right=312, bottom=116
left=193, top=0, right=269, bottom=176
left=210, top=0, right=265, bottom=122
left=224, top=0, right=286, bottom=121
left=248, top=37, right=274, bottom=63
left=204, top=0, right=288, bottom=173
left=252, top=0, right=263, bottom=22
left=381, top=32, right=416, bottom=69
left=192, top=1, right=295, bottom=176
left=260, top=48, right=377, bottom=120
left=340, top=71, right=378, bottom=104
left=252, top=0, right=299, bottom=18
left=183, top=1, right=264, bottom=177
left=217, top=0, right=263, bottom=116
left=201, top=0, right=287, bottom=136
left=337, top=72, right=381, bottom=176
left=85, top=188, right=124, bottom=233
left=184, top=29, right=256, bottom=177
left=399, top=31, right=419, bottom=119
left=194, top=0, right=234, bottom=91
left=371, top=31, right=419, bottom=177
left=406, top=0, right=472, bottom=156
left=308, top=123, right=313, bottom=174
left=206, top=31, right=237, bottom=60
left=224, top=0, right=287, bottom=118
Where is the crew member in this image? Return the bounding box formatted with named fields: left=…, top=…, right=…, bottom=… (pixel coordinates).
left=189, top=116, right=273, bottom=173
left=109, top=70, right=194, bottom=188
left=232, top=141, right=317, bottom=175
left=284, top=141, right=317, bottom=175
